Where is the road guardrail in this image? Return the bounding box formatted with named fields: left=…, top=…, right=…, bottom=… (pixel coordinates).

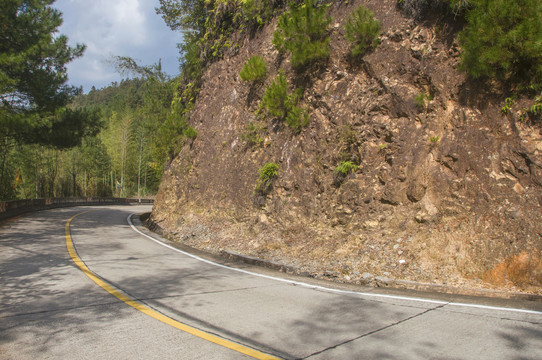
left=0, top=197, right=153, bottom=221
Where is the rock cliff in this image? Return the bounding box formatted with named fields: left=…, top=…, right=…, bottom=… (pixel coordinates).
left=151, top=0, right=542, bottom=294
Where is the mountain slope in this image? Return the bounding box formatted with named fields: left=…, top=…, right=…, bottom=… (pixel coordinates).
left=151, top=0, right=542, bottom=294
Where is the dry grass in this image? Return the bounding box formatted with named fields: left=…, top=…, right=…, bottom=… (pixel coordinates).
left=483, top=250, right=542, bottom=289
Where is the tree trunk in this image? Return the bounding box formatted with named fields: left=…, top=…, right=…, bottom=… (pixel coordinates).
left=138, top=135, right=143, bottom=200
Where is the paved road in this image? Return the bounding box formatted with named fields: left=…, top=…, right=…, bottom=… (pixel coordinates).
left=1, top=206, right=541, bottom=359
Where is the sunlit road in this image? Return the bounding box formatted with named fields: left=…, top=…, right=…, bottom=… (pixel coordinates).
left=1, top=205, right=541, bottom=359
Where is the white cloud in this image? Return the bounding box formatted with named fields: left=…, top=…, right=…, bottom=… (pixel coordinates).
left=54, top=0, right=181, bottom=92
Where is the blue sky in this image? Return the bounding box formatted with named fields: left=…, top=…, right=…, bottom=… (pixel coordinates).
left=54, top=0, right=182, bottom=92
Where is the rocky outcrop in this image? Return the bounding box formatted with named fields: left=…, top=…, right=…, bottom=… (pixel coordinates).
left=151, top=0, right=542, bottom=293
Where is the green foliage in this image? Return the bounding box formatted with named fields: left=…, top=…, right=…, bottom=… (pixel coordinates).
left=255, top=162, right=279, bottom=195
left=42, top=108, right=103, bottom=148
left=200, top=1, right=244, bottom=62
left=241, top=122, right=266, bottom=147
left=529, top=96, right=542, bottom=115
left=180, top=32, right=204, bottom=84
left=242, top=0, right=275, bottom=27
left=183, top=126, right=198, bottom=139
left=429, top=136, right=441, bottom=143
left=152, top=80, right=198, bottom=166
left=0, top=0, right=106, bottom=199
left=517, top=95, right=542, bottom=123
left=272, top=0, right=332, bottom=69
left=335, top=161, right=358, bottom=175
left=501, top=96, right=517, bottom=115
left=155, top=0, right=207, bottom=34
left=240, top=55, right=267, bottom=82
left=458, top=0, right=542, bottom=90
left=1, top=59, right=180, bottom=200
left=259, top=162, right=279, bottom=182
left=0, top=0, right=97, bottom=148
left=414, top=92, right=433, bottom=110
left=344, top=5, right=381, bottom=57
left=260, top=72, right=309, bottom=133
left=285, top=103, right=309, bottom=133
left=333, top=160, right=358, bottom=187
left=260, top=72, right=289, bottom=119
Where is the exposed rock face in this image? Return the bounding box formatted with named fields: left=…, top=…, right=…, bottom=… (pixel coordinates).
left=151, top=0, right=542, bottom=293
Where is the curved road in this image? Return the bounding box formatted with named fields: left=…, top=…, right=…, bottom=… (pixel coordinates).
left=1, top=205, right=541, bottom=359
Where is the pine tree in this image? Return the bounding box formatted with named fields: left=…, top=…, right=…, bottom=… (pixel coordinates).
left=0, top=0, right=85, bottom=131
left=344, top=5, right=381, bottom=57
left=459, top=0, right=542, bottom=90
left=260, top=72, right=309, bottom=132
left=272, top=0, right=332, bottom=69
left=240, top=56, right=267, bottom=82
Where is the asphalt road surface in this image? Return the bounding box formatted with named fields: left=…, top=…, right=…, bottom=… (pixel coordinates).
left=1, top=205, right=541, bottom=359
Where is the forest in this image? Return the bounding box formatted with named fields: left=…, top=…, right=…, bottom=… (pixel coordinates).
left=0, top=1, right=196, bottom=201
left=0, top=60, right=191, bottom=200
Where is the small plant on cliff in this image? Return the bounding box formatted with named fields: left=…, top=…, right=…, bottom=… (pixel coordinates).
left=333, top=161, right=358, bottom=187
left=501, top=94, right=542, bottom=123
left=284, top=103, right=309, bottom=133
left=260, top=72, right=309, bottom=133
left=183, top=126, right=198, bottom=140
left=501, top=96, right=517, bottom=115
left=344, top=5, right=381, bottom=57
left=240, top=55, right=267, bottom=82
left=414, top=92, right=433, bottom=111
left=519, top=95, right=542, bottom=123
left=335, top=161, right=358, bottom=175
left=260, top=72, right=289, bottom=118
left=272, top=0, right=332, bottom=69
left=530, top=96, right=542, bottom=116
left=241, top=121, right=266, bottom=147
left=255, top=162, right=279, bottom=195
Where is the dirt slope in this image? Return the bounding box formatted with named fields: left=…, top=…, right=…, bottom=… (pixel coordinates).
left=151, top=0, right=542, bottom=294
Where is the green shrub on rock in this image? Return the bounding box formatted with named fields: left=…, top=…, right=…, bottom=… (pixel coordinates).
left=335, top=161, right=358, bottom=175
left=272, top=0, right=332, bottom=69
left=333, top=161, right=358, bottom=187
left=344, top=5, right=381, bottom=57
left=285, top=102, right=309, bottom=133
left=255, top=162, right=279, bottom=195
left=240, top=55, right=267, bottom=82
left=241, top=121, right=266, bottom=147
left=260, top=72, right=309, bottom=133
left=260, top=72, right=289, bottom=119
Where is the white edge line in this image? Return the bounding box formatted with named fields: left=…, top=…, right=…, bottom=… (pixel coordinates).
left=127, top=214, right=542, bottom=316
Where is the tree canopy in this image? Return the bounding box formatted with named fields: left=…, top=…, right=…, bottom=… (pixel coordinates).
left=0, top=0, right=99, bottom=147
left=155, top=0, right=207, bottom=34
left=459, top=0, right=542, bottom=90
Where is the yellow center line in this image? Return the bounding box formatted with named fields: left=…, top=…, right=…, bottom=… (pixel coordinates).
left=65, top=212, right=281, bottom=360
